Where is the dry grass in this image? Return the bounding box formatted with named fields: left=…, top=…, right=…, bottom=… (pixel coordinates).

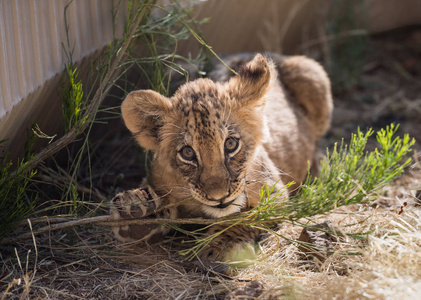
left=1, top=164, right=420, bottom=299
left=0, top=228, right=227, bottom=299
left=250, top=173, right=421, bottom=299
left=215, top=164, right=419, bottom=300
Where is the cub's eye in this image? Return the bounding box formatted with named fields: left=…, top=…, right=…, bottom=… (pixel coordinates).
left=225, top=137, right=239, bottom=154
left=180, top=146, right=196, bottom=161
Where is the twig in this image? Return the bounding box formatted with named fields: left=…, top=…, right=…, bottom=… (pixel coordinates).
left=278, top=0, right=307, bottom=51
left=0, top=215, right=216, bottom=245
left=17, top=216, right=79, bottom=226
left=299, top=29, right=368, bottom=51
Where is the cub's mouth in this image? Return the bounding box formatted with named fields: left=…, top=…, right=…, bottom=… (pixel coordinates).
left=212, top=199, right=236, bottom=209
left=200, top=194, right=246, bottom=218
left=189, top=179, right=246, bottom=217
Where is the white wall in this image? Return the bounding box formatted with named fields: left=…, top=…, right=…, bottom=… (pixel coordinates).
left=0, top=0, right=126, bottom=119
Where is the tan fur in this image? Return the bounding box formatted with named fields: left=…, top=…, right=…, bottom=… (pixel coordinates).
left=112, top=53, right=333, bottom=263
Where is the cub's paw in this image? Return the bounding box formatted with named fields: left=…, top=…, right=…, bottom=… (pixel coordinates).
left=110, top=186, right=167, bottom=243
left=192, top=225, right=262, bottom=273
left=197, top=240, right=260, bottom=272
left=111, top=186, right=161, bottom=219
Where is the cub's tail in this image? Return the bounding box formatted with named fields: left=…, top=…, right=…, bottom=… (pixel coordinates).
left=277, top=55, right=333, bottom=139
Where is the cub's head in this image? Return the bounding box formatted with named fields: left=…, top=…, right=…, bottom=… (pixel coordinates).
left=122, top=54, right=275, bottom=217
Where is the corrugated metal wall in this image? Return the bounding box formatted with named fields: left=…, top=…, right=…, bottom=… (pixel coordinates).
left=0, top=0, right=125, bottom=120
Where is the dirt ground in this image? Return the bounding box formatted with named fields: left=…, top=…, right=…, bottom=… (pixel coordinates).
left=1, top=27, right=421, bottom=299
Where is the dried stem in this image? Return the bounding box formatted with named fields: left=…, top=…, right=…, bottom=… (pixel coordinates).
left=1, top=215, right=219, bottom=245
left=299, top=29, right=368, bottom=51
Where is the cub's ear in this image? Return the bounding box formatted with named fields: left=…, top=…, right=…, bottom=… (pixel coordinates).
left=227, top=54, right=272, bottom=107
left=121, top=90, right=172, bottom=151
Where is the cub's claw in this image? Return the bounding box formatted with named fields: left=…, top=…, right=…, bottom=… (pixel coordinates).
left=111, top=186, right=160, bottom=219
left=110, top=185, right=167, bottom=243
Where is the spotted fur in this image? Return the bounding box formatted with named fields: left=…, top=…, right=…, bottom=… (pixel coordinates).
left=110, top=53, right=333, bottom=264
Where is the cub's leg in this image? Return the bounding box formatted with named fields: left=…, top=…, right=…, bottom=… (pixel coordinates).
left=110, top=185, right=169, bottom=243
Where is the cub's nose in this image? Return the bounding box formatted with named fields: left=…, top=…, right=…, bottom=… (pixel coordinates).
left=202, top=175, right=230, bottom=202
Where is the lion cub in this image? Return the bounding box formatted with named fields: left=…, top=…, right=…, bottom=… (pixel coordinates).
left=111, top=53, right=333, bottom=264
